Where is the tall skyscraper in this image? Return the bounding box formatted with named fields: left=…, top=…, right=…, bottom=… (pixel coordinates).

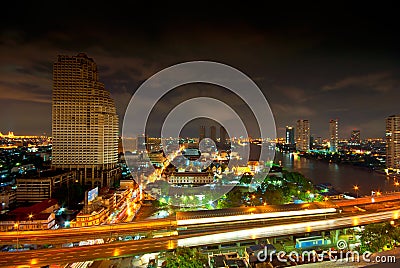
left=296, top=120, right=310, bottom=151
left=210, top=126, right=217, bottom=143
left=386, top=115, right=400, bottom=171
left=52, top=53, right=119, bottom=188
left=199, top=125, right=206, bottom=141
left=350, top=130, right=361, bottom=144
left=219, top=126, right=227, bottom=146
left=285, top=126, right=295, bottom=145
left=329, top=119, right=339, bottom=152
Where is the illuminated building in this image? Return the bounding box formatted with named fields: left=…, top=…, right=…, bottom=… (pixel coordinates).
left=296, top=120, right=310, bottom=151
left=0, top=199, right=58, bottom=231
left=386, top=115, right=400, bottom=171
left=350, top=130, right=361, bottom=145
left=329, top=119, right=338, bottom=152
left=168, top=172, right=214, bottom=185
left=51, top=53, right=119, bottom=188
left=285, top=126, right=295, bottom=145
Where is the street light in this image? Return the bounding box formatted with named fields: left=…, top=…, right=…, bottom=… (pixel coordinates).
left=353, top=185, right=359, bottom=198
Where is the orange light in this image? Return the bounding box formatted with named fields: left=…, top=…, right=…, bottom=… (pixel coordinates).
left=353, top=218, right=359, bottom=226
left=353, top=185, right=359, bottom=191
left=113, top=248, right=120, bottom=257
left=376, top=191, right=381, bottom=196
left=30, top=258, right=38, bottom=265
left=394, top=211, right=399, bottom=220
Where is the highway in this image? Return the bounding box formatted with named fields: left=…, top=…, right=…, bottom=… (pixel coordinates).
left=0, top=218, right=176, bottom=246
left=1, top=193, right=400, bottom=267
left=0, top=207, right=399, bottom=267
left=0, top=236, right=178, bottom=268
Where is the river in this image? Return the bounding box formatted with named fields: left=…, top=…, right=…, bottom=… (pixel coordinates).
left=274, top=151, right=397, bottom=196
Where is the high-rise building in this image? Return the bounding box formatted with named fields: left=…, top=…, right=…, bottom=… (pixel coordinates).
left=52, top=53, right=120, bottom=188
left=386, top=115, right=400, bottom=171
left=220, top=126, right=227, bottom=146
left=285, top=126, right=295, bottom=145
left=329, top=119, right=339, bottom=152
left=350, top=130, right=361, bottom=145
left=296, top=120, right=310, bottom=151
left=199, top=126, right=206, bottom=141
left=210, top=126, right=217, bottom=143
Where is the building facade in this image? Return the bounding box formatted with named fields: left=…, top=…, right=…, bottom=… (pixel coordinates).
left=350, top=130, right=361, bottom=145
left=386, top=115, right=400, bottom=171
left=296, top=120, right=310, bottom=151
left=16, top=170, right=75, bottom=203
left=168, top=172, right=214, bottom=185
left=329, top=119, right=339, bottom=153
left=199, top=126, right=206, bottom=141
left=210, top=126, right=217, bottom=143
left=285, top=126, right=295, bottom=145
left=51, top=53, right=119, bottom=188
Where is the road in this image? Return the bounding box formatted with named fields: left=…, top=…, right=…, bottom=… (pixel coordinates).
left=0, top=236, right=177, bottom=268
left=1, top=193, right=400, bottom=266
left=0, top=218, right=176, bottom=246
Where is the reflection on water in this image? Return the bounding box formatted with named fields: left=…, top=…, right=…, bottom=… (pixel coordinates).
left=274, top=151, right=397, bottom=196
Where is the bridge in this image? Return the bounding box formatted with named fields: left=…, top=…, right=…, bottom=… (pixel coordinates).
left=1, top=192, right=400, bottom=267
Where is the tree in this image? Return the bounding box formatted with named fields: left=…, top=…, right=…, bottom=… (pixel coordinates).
left=360, top=223, right=394, bottom=253
left=165, top=247, right=207, bottom=268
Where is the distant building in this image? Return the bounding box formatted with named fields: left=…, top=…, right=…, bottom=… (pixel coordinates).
left=350, top=130, right=361, bottom=145
left=386, top=115, right=400, bottom=171
left=285, top=126, right=295, bottom=145
left=0, top=188, right=16, bottom=211
left=329, top=119, right=339, bottom=152
left=296, top=120, right=310, bottom=151
left=168, top=172, right=214, bottom=185
left=199, top=126, right=206, bottom=141
left=51, top=53, right=119, bottom=188
left=220, top=126, right=228, bottom=148
left=210, top=126, right=217, bottom=143
left=16, top=170, right=75, bottom=203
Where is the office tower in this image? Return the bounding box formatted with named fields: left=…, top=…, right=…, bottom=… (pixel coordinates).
left=220, top=126, right=227, bottom=145
left=210, top=126, right=217, bottom=143
left=350, top=130, right=361, bottom=144
left=199, top=125, right=206, bottom=141
left=285, top=126, right=295, bottom=145
left=386, top=115, right=400, bottom=171
left=296, top=120, right=310, bottom=151
left=137, top=134, right=147, bottom=152
left=52, top=53, right=119, bottom=187
left=329, top=119, right=339, bottom=152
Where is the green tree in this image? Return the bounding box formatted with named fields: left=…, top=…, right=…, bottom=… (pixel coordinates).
left=360, top=223, right=394, bottom=252
left=165, top=247, right=207, bottom=268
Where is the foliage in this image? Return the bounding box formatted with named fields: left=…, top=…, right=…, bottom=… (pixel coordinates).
left=360, top=222, right=400, bottom=253
left=217, top=187, right=246, bottom=208
left=165, top=247, right=207, bottom=268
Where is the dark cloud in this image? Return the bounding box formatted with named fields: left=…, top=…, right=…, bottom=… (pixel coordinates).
left=1, top=3, right=400, bottom=137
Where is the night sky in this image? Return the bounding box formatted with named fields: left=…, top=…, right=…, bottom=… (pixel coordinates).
left=1, top=3, right=399, bottom=139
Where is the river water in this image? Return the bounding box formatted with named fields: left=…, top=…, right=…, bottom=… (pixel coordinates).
left=274, top=151, right=397, bottom=196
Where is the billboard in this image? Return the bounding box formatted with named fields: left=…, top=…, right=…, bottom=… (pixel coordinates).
left=87, top=187, right=99, bottom=203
